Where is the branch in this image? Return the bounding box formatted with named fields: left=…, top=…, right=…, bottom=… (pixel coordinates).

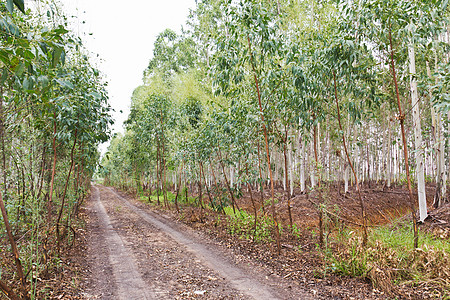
left=0, top=280, right=22, bottom=300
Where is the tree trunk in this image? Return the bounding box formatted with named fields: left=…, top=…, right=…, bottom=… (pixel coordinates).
left=299, top=134, right=306, bottom=192
left=333, top=70, right=368, bottom=246
left=245, top=164, right=258, bottom=241
left=48, top=116, right=57, bottom=223
left=387, top=116, right=392, bottom=188
left=217, top=146, right=239, bottom=213
left=0, top=279, right=22, bottom=300
left=409, top=43, right=427, bottom=222
left=0, top=191, right=27, bottom=298
left=428, top=60, right=447, bottom=208
left=257, top=139, right=265, bottom=213
left=248, top=35, right=281, bottom=254
left=155, top=144, right=161, bottom=206
left=310, top=128, right=317, bottom=188
left=200, top=162, right=214, bottom=209
left=289, top=137, right=294, bottom=196
left=56, top=129, right=78, bottom=246
left=389, top=27, right=419, bottom=248
left=282, top=125, right=293, bottom=228
left=344, top=161, right=349, bottom=193
left=209, top=158, right=225, bottom=212
left=174, top=164, right=182, bottom=213
left=0, top=90, right=7, bottom=203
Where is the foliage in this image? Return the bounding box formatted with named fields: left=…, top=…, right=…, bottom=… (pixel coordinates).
left=224, top=207, right=277, bottom=243
left=0, top=0, right=112, bottom=297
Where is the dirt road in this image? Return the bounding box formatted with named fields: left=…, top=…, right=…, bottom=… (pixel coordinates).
left=82, top=185, right=312, bottom=299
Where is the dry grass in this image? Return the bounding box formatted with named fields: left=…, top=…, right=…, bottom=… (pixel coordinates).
left=326, top=222, right=450, bottom=299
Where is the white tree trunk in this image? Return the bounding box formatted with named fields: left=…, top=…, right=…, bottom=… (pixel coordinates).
left=230, top=165, right=234, bottom=188
left=344, top=162, right=349, bottom=193
left=289, top=140, right=294, bottom=196
left=409, top=43, right=427, bottom=222
left=387, top=119, right=392, bottom=188
left=300, top=135, right=306, bottom=192
left=310, top=131, right=316, bottom=188
left=282, top=150, right=287, bottom=191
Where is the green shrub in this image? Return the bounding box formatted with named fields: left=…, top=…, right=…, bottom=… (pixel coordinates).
left=223, top=207, right=280, bottom=243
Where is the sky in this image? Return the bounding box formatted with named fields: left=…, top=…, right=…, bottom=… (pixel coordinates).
left=63, top=0, right=197, bottom=151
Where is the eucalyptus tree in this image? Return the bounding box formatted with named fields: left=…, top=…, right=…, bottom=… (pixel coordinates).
left=145, top=28, right=198, bottom=80
left=322, top=28, right=380, bottom=245
left=226, top=93, right=263, bottom=237
left=101, top=133, right=134, bottom=188
left=432, top=61, right=450, bottom=208
left=340, top=0, right=449, bottom=247
left=0, top=1, right=113, bottom=297
left=211, top=0, right=293, bottom=253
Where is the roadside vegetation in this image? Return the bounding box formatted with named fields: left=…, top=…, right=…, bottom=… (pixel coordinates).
left=0, top=1, right=112, bottom=299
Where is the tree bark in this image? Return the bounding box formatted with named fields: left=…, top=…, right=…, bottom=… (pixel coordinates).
left=200, top=162, right=214, bottom=209
left=0, top=89, right=7, bottom=202
left=428, top=59, right=447, bottom=208
left=0, top=191, right=27, bottom=298
left=47, top=116, right=58, bottom=225
left=56, top=129, right=78, bottom=246
left=282, top=125, right=293, bottom=228
left=333, top=70, right=368, bottom=246
left=389, top=27, right=419, bottom=248
left=155, top=143, right=161, bottom=206
left=174, top=164, right=182, bottom=213
left=256, top=139, right=265, bottom=213
left=299, top=134, right=306, bottom=192
left=0, top=279, right=22, bottom=300
left=245, top=164, right=258, bottom=241
left=409, top=43, right=427, bottom=222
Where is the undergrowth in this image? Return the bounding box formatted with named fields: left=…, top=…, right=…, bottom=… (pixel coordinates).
left=222, top=207, right=280, bottom=243
left=324, top=220, right=450, bottom=298
left=140, top=189, right=199, bottom=206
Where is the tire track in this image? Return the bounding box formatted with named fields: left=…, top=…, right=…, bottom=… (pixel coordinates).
left=92, top=185, right=155, bottom=299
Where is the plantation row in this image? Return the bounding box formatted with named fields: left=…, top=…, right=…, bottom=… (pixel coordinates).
left=0, top=1, right=112, bottom=299
left=102, top=0, right=450, bottom=250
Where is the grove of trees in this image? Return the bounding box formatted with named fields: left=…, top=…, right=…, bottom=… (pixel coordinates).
left=102, top=0, right=450, bottom=253
left=0, top=0, right=112, bottom=298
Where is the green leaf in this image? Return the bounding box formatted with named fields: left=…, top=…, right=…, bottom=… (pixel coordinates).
left=0, top=17, right=21, bottom=36
left=23, top=77, right=32, bottom=91
left=23, top=49, right=35, bottom=60
left=38, top=75, right=49, bottom=88
left=6, top=0, right=13, bottom=13
left=39, top=42, right=48, bottom=54
left=14, top=62, right=25, bottom=76
left=53, top=25, right=69, bottom=36
left=89, top=92, right=101, bottom=99
left=55, top=78, right=74, bottom=89
left=0, top=69, right=8, bottom=86
left=13, top=0, right=25, bottom=13
left=0, top=50, right=10, bottom=66
left=52, top=47, right=64, bottom=67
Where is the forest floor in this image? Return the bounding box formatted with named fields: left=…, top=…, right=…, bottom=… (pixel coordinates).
left=38, top=182, right=449, bottom=299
